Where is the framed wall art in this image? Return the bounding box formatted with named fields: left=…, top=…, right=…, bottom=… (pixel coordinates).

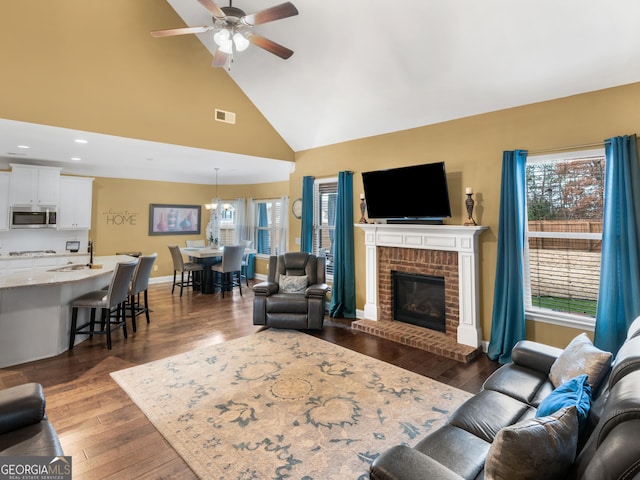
left=149, top=204, right=201, bottom=236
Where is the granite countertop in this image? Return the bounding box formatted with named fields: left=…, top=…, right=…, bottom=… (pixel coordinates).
left=0, top=251, right=90, bottom=261
left=0, top=255, right=137, bottom=289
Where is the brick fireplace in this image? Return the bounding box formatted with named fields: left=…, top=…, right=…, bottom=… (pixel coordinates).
left=353, top=223, right=487, bottom=363
left=382, top=248, right=457, bottom=334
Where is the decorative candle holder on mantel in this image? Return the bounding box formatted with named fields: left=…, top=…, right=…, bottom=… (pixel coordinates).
left=358, top=193, right=368, bottom=224
left=464, top=187, right=477, bottom=226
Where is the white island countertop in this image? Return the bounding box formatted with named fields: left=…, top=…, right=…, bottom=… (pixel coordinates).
left=0, top=254, right=139, bottom=368
left=0, top=255, right=137, bottom=290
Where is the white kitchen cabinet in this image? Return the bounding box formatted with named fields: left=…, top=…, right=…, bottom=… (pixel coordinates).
left=9, top=164, right=61, bottom=206
left=0, top=172, right=9, bottom=230
left=58, top=176, right=94, bottom=229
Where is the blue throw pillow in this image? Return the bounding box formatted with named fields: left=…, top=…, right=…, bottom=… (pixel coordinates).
left=536, top=374, right=591, bottom=433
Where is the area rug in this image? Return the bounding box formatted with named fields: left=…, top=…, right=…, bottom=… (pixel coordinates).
left=110, top=329, right=472, bottom=479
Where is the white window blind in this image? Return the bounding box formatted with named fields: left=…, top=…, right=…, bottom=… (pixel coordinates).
left=313, top=179, right=337, bottom=277
left=255, top=199, right=282, bottom=256
left=218, top=201, right=236, bottom=246
left=524, top=149, right=605, bottom=326
left=218, top=226, right=236, bottom=246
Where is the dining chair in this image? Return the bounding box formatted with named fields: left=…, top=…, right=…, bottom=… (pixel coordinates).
left=168, top=245, right=203, bottom=297
left=210, top=244, right=245, bottom=298
left=69, top=260, right=137, bottom=350
left=240, top=240, right=253, bottom=286
left=127, top=252, right=157, bottom=332
left=185, top=239, right=206, bottom=262
left=185, top=240, right=206, bottom=247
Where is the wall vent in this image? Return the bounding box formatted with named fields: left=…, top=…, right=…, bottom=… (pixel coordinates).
left=215, top=109, right=236, bottom=124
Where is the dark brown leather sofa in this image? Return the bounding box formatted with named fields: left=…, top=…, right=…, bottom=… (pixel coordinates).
left=253, top=252, right=329, bottom=330
left=371, top=320, right=640, bottom=480
left=0, top=383, right=64, bottom=456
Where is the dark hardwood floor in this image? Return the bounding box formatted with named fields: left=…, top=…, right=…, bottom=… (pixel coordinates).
left=0, top=281, right=499, bottom=479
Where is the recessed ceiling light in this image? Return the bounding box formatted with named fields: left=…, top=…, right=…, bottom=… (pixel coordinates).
left=71, top=157, right=81, bottom=161
left=74, top=139, right=88, bottom=144
left=17, top=145, right=30, bottom=149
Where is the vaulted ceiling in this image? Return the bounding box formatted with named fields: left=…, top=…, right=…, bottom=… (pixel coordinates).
left=175, top=0, right=640, bottom=151
left=2, top=0, right=640, bottom=184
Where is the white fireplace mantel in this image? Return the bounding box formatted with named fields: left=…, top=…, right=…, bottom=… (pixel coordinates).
left=355, top=223, right=488, bottom=348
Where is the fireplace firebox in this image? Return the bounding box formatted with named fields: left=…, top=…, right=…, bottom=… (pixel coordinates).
left=392, top=271, right=446, bottom=333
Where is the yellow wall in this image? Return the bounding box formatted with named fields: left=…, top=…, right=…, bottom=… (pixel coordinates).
left=91, top=177, right=288, bottom=277
left=0, top=0, right=293, bottom=162
left=291, top=81, right=640, bottom=348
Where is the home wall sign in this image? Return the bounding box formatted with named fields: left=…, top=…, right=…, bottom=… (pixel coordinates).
left=103, top=208, right=139, bottom=226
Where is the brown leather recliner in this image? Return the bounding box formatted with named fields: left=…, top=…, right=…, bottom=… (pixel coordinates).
left=253, top=252, right=330, bottom=330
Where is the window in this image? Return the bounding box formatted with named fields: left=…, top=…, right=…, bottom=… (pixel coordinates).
left=313, top=179, right=337, bottom=277
left=218, top=201, right=237, bottom=245
left=255, top=199, right=283, bottom=256
left=524, top=149, right=605, bottom=329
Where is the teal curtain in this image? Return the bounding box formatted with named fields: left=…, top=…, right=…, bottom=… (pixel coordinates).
left=329, top=171, right=356, bottom=318
left=488, top=150, right=528, bottom=364
left=300, top=176, right=314, bottom=253
left=594, top=135, right=640, bottom=354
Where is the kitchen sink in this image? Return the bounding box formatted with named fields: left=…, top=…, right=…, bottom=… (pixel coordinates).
left=48, top=264, right=88, bottom=272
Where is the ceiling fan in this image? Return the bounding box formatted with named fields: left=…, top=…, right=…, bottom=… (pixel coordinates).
left=151, top=0, right=299, bottom=68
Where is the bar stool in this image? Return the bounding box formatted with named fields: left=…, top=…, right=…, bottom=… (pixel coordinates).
left=211, top=245, right=244, bottom=298
left=168, top=245, right=203, bottom=297
left=240, top=240, right=252, bottom=287
left=128, top=253, right=157, bottom=332
left=185, top=240, right=205, bottom=247
left=69, top=261, right=137, bottom=350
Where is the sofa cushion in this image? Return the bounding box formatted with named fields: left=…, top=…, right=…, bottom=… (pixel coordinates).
left=549, top=333, right=612, bottom=391
left=607, top=335, right=640, bottom=389
left=484, top=406, right=579, bottom=480
left=627, top=315, right=640, bottom=340
left=279, top=274, right=308, bottom=293
left=414, top=425, right=491, bottom=480
left=266, top=293, right=308, bottom=313
left=448, top=389, right=533, bottom=443
left=536, top=374, right=591, bottom=433
left=371, top=445, right=465, bottom=480
left=482, top=362, right=552, bottom=406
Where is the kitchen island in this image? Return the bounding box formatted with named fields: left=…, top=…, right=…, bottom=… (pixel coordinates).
left=0, top=255, right=136, bottom=368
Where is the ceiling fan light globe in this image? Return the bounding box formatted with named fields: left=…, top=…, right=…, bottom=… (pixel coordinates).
left=219, top=39, right=233, bottom=54
left=213, top=28, right=230, bottom=47
left=233, top=32, right=250, bottom=52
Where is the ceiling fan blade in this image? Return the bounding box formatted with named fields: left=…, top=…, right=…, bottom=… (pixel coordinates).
left=242, top=2, right=299, bottom=26
left=197, top=0, right=225, bottom=18
left=212, top=49, right=229, bottom=68
left=150, top=26, right=211, bottom=38
left=247, top=33, right=294, bottom=59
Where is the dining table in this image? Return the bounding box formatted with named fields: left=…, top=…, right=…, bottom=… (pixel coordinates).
left=180, top=246, right=255, bottom=293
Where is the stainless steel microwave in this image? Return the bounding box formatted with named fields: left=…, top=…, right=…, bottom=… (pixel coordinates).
left=10, top=206, right=58, bottom=229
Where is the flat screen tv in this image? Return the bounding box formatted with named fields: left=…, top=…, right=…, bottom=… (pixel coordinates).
left=362, top=161, right=452, bottom=221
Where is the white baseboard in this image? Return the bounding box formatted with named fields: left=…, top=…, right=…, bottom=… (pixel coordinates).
left=150, top=274, right=267, bottom=285
left=150, top=276, right=173, bottom=285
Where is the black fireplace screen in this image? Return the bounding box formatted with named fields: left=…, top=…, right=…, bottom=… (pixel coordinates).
left=392, top=271, right=446, bottom=332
